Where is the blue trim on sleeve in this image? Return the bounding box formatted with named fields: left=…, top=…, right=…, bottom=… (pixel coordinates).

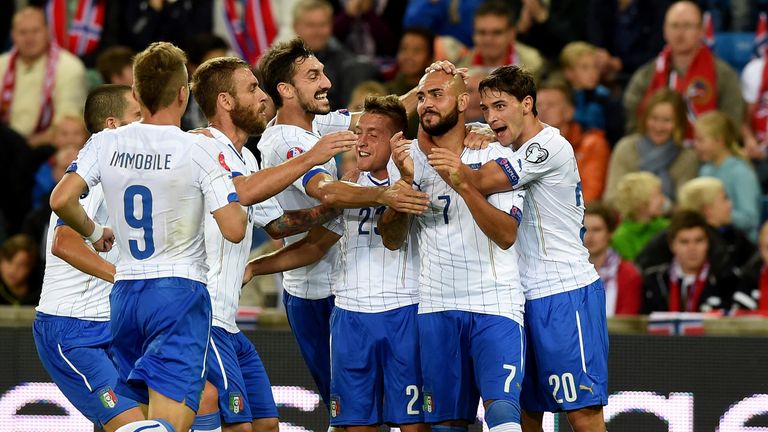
left=231, top=171, right=243, bottom=178
left=65, top=162, right=78, bottom=173
left=302, top=168, right=331, bottom=188
left=55, top=218, right=66, bottom=227
left=495, top=157, right=520, bottom=186
left=227, top=192, right=240, bottom=203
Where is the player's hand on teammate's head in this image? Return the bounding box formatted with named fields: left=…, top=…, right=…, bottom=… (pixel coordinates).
left=389, top=131, right=415, bottom=180
left=464, top=124, right=494, bottom=150
left=381, top=179, right=429, bottom=214
left=428, top=148, right=467, bottom=190
left=308, top=131, right=358, bottom=165
left=92, top=227, right=115, bottom=252
left=424, top=60, right=469, bottom=85
left=188, top=128, right=214, bottom=138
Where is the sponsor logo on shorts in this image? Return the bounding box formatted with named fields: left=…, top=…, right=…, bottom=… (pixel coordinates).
left=99, top=387, right=117, bottom=409
left=579, top=384, right=594, bottom=394
left=423, top=393, right=434, bottom=413
left=330, top=396, right=341, bottom=417
left=230, top=392, right=244, bottom=414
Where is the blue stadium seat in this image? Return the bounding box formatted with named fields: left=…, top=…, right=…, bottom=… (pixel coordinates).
left=714, top=32, right=755, bottom=72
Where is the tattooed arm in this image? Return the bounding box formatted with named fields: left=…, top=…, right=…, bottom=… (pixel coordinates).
left=263, top=205, right=341, bottom=239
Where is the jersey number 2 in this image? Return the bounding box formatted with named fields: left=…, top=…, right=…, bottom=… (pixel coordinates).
left=124, top=185, right=155, bottom=259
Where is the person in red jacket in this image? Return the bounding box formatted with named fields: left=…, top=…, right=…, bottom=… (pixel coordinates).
left=584, top=201, right=643, bottom=315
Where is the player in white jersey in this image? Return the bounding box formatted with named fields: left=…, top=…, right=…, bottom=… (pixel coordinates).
left=34, top=84, right=145, bottom=432
left=50, top=42, right=247, bottom=432
left=244, top=95, right=427, bottom=432
left=256, top=38, right=429, bottom=410
left=187, top=57, right=349, bottom=432
left=431, top=64, right=608, bottom=431
left=379, top=70, right=527, bottom=432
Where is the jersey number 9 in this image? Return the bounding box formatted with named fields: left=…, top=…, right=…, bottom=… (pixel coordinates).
left=124, top=185, right=155, bottom=259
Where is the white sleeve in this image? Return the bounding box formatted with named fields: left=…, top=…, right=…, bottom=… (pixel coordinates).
left=71, top=136, right=101, bottom=189
left=313, top=110, right=352, bottom=135
left=252, top=197, right=285, bottom=227
left=742, top=58, right=764, bottom=104
left=270, top=137, right=334, bottom=194
left=192, top=140, right=240, bottom=213
left=494, top=139, right=571, bottom=189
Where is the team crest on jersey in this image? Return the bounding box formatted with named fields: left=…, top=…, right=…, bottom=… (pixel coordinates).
left=99, top=387, right=118, bottom=408
left=330, top=396, right=341, bottom=417
left=286, top=147, right=304, bottom=159
left=524, top=143, right=548, bottom=164
left=230, top=392, right=244, bottom=414
left=218, top=152, right=231, bottom=171
left=423, top=393, right=434, bottom=413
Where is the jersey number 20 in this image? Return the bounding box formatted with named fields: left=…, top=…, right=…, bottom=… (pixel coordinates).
left=124, top=185, right=155, bottom=259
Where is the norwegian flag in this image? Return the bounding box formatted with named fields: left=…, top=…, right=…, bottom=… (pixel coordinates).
left=45, top=0, right=69, bottom=51
left=223, top=0, right=277, bottom=66
left=754, top=12, right=768, bottom=58
left=703, top=11, right=715, bottom=50
left=67, top=0, right=105, bottom=57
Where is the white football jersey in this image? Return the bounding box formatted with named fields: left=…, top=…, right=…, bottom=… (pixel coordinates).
left=37, top=185, right=115, bottom=320
left=410, top=142, right=524, bottom=324
left=337, top=161, right=420, bottom=312
left=495, top=126, right=599, bottom=299
left=71, top=122, right=238, bottom=283
left=203, top=128, right=283, bottom=333
left=256, top=111, right=351, bottom=299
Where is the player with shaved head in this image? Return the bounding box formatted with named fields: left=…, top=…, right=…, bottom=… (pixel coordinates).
left=379, top=68, right=526, bottom=432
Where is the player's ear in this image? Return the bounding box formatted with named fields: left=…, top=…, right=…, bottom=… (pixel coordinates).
left=277, top=82, right=293, bottom=101
left=458, top=92, right=469, bottom=113
left=218, top=92, right=234, bottom=112
left=522, top=95, right=534, bottom=115
left=105, top=116, right=117, bottom=130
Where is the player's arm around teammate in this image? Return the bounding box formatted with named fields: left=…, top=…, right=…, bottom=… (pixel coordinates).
left=51, top=224, right=116, bottom=283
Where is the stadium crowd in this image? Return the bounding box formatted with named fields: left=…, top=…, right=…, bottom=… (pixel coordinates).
left=2, top=0, right=768, bottom=317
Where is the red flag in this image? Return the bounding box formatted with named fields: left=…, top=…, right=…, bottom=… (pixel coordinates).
left=703, top=11, right=715, bottom=50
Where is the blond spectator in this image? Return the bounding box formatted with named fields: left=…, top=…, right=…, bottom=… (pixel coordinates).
left=611, top=171, right=669, bottom=260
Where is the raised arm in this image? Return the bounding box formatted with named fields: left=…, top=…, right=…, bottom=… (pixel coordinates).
left=51, top=225, right=116, bottom=283
left=263, top=205, right=341, bottom=239
left=429, top=148, right=523, bottom=249
left=235, top=131, right=357, bottom=205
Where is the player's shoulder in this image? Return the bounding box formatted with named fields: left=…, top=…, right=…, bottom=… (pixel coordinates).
left=517, top=126, right=573, bottom=163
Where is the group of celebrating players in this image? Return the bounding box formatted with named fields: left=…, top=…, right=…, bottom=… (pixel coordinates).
left=35, top=35, right=610, bottom=432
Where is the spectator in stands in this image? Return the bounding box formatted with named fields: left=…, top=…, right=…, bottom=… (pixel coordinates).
left=560, top=41, right=623, bottom=144
left=635, top=176, right=756, bottom=274
left=739, top=221, right=768, bottom=312
left=385, top=28, right=435, bottom=96
left=464, top=67, right=492, bottom=124
left=642, top=210, right=743, bottom=313
left=693, top=111, right=761, bottom=239
left=514, top=0, right=588, bottom=62
left=95, top=45, right=134, bottom=85
left=386, top=28, right=435, bottom=136
left=348, top=80, right=387, bottom=111
left=584, top=201, right=643, bottom=316
left=460, top=1, right=543, bottom=78
left=611, top=171, right=669, bottom=261
left=605, top=89, right=699, bottom=202
left=293, top=0, right=379, bottom=109
left=739, top=53, right=768, bottom=193
left=623, top=1, right=743, bottom=133
left=537, top=80, right=610, bottom=202
left=586, top=0, right=667, bottom=83
left=109, top=0, right=214, bottom=54
left=0, top=125, right=34, bottom=236
left=0, top=6, right=87, bottom=147
left=402, top=0, right=485, bottom=48
left=0, top=234, right=39, bottom=306
left=31, top=115, right=88, bottom=209
left=333, top=0, right=399, bottom=59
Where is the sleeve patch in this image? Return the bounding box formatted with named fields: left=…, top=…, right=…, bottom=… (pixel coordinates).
left=218, top=152, right=231, bottom=171
left=287, top=147, right=305, bottom=159
left=495, top=158, right=520, bottom=186
left=524, top=143, right=549, bottom=163
left=509, top=206, right=523, bottom=224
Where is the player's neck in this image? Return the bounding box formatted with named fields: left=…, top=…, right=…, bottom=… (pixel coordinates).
left=370, top=167, right=388, bottom=182
left=209, top=116, right=247, bottom=152
left=512, top=118, right=545, bottom=151
left=274, top=104, right=314, bottom=132
left=140, top=106, right=182, bottom=128
left=431, top=124, right=467, bottom=154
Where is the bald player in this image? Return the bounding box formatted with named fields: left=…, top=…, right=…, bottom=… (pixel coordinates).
left=379, top=70, right=526, bottom=432
left=33, top=84, right=143, bottom=432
